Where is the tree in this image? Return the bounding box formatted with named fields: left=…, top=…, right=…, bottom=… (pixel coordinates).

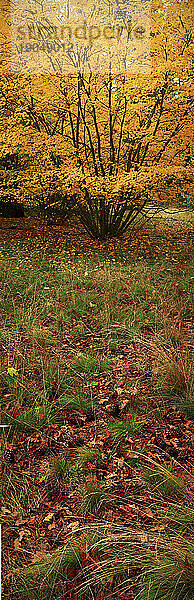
left=0, top=0, right=193, bottom=238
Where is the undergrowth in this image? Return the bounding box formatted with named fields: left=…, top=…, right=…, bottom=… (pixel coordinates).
left=1, top=229, right=193, bottom=600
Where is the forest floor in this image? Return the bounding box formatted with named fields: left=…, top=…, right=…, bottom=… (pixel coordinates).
left=1, top=214, right=193, bottom=600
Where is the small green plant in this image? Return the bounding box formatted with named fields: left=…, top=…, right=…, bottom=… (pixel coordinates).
left=3, top=402, right=65, bottom=433
left=58, top=393, right=92, bottom=413
left=41, top=455, right=75, bottom=496
left=80, top=481, right=114, bottom=515
left=155, top=344, right=193, bottom=418
left=16, top=541, right=82, bottom=599
left=75, top=445, right=102, bottom=471
left=109, top=415, right=146, bottom=446
left=74, top=353, right=110, bottom=374
left=142, top=464, right=186, bottom=498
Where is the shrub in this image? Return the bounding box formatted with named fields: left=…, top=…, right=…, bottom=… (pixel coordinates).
left=76, top=189, right=148, bottom=240
left=37, top=192, right=77, bottom=225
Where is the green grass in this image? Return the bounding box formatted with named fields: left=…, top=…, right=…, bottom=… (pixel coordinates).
left=41, top=455, right=76, bottom=497
left=75, top=445, right=102, bottom=470
left=2, top=402, right=65, bottom=433
left=73, top=353, right=111, bottom=374
left=57, top=393, right=94, bottom=413
left=15, top=523, right=193, bottom=600
left=141, top=465, right=187, bottom=498
left=79, top=481, right=114, bottom=515
left=154, top=344, right=194, bottom=418
left=161, top=504, right=194, bottom=534
left=1, top=228, right=193, bottom=600
left=15, top=541, right=82, bottom=599
left=109, top=415, right=147, bottom=447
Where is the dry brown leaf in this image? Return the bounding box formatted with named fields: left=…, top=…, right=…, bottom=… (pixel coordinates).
left=15, top=517, right=28, bottom=526
left=14, top=538, right=20, bottom=551
left=48, top=522, right=56, bottom=530
left=144, top=508, right=154, bottom=518
left=31, top=551, right=52, bottom=564
left=14, top=529, right=31, bottom=551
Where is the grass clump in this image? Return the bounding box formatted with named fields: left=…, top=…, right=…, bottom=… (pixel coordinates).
left=58, top=393, right=93, bottom=413
left=31, top=327, right=55, bottom=348
left=76, top=525, right=194, bottom=600
left=155, top=344, right=193, bottom=419
left=127, top=450, right=189, bottom=499
left=137, top=548, right=194, bottom=600
left=80, top=481, right=114, bottom=515
left=161, top=504, right=194, bottom=534
left=109, top=415, right=146, bottom=447
left=142, top=464, right=187, bottom=497
left=15, top=541, right=82, bottom=600
left=75, top=445, right=102, bottom=471
left=12, top=520, right=194, bottom=600
left=73, top=353, right=111, bottom=374
left=41, top=455, right=75, bottom=497
left=2, top=402, right=65, bottom=433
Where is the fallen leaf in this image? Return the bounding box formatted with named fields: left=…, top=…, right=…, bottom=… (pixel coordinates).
left=14, top=529, right=31, bottom=550
left=14, top=538, right=20, bottom=551
left=15, top=517, right=28, bottom=526
left=67, top=521, right=80, bottom=531
left=7, top=367, right=18, bottom=377
left=31, top=551, right=52, bottom=564
left=115, top=387, right=123, bottom=396
left=144, top=508, right=154, bottom=518
left=121, top=398, right=130, bottom=409
left=48, top=522, right=56, bottom=530
left=43, top=513, right=54, bottom=523
left=1, top=507, right=18, bottom=517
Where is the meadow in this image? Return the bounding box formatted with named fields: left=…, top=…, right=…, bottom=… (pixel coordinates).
left=1, top=213, right=193, bottom=600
